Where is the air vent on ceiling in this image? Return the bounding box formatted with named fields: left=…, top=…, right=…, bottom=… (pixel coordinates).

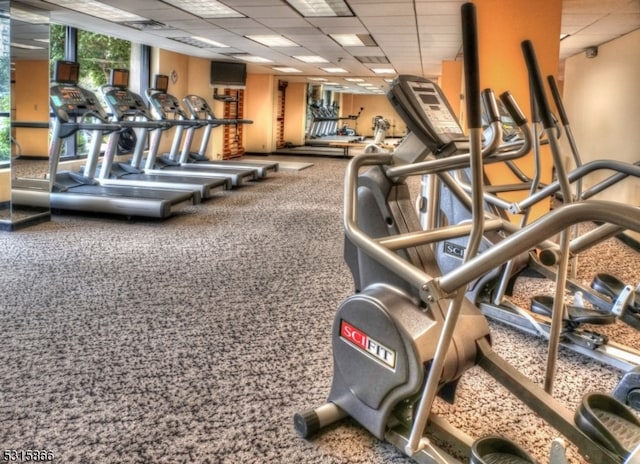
left=123, top=20, right=175, bottom=31
left=355, top=56, right=390, bottom=64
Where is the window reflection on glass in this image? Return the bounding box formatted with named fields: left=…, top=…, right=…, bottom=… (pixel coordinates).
left=0, top=9, right=10, bottom=165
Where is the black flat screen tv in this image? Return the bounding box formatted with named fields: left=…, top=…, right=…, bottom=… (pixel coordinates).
left=110, top=68, right=129, bottom=88
left=210, top=61, right=246, bottom=88
left=53, top=60, right=80, bottom=84
left=153, top=74, right=169, bottom=92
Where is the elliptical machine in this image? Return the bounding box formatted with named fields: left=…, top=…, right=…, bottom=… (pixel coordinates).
left=294, top=4, right=640, bottom=463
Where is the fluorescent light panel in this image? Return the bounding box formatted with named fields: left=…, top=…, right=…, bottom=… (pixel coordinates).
left=246, top=35, right=299, bottom=47
left=170, top=36, right=229, bottom=48
left=294, top=55, right=329, bottom=63
left=330, top=33, right=376, bottom=47
left=43, top=0, right=146, bottom=22
left=321, top=67, right=347, bottom=73
left=162, top=0, right=243, bottom=18
left=286, top=0, right=352, bottom=17
left=231, top=54, right=273, bottom=63
left=371, top=68, right=396, bottom=74
left=272, top=67, right=302, bottom=73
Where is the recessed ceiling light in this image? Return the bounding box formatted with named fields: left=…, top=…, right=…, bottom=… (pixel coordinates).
left=322, top=67, right=348, bottom=73
left=344, top=78, right=364, bottom=82
left=162, top=0, right=243, bottom=18
left=308, top=77, right=328, bottom=81
left=43, top=0, right=146, bottom=22
left=371, top=68, right=396, bottom=75
left=230, top=54, right=273, bottom=63
left=247, top=35, right=298, bottom=47
left=293, top=55, right=329, bottom=63
left=285, top=0, right=352, bottom=17
left=272, top=67, right=302, bottom=73
left=329, top=34, right=377, bottom=47
left=171, top=36, right=229, bottom=48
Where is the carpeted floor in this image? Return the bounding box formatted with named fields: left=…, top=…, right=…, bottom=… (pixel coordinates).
left=0, top=155, right=638, bottom=463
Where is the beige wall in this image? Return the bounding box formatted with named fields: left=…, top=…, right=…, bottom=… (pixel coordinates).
left=13, top=60, right=50, bottom=158
left=563, top=28, right=640, bottom=239
left=0, top=170, right=9, bottom=202
left=282, top=81, right=307, bottom=147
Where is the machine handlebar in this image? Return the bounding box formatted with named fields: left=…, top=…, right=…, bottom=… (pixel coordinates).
left=462, top=3, right=481, bottom=129
left=521, top=40, right=555, bottom=130
left=547, top=75, right=570, bottom=125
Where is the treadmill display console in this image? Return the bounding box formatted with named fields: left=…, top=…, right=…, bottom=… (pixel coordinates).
left=50, top=85, right=107, bottom=118
left=105, top=90, right=150, bottom=118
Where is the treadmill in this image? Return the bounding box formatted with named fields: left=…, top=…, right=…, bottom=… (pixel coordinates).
left=48, top=61, right=197, bottom=219
left=181, top=94, right=279, bottom=175
left=143, top=80, right=259, bottom=187
left=97, top=69, right=230, bottom=199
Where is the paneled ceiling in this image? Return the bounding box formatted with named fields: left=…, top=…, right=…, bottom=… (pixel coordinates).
left=9, top=0, right=640, bottom=94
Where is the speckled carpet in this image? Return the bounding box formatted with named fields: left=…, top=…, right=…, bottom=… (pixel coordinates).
left=0, top=155, right=638, bottom=463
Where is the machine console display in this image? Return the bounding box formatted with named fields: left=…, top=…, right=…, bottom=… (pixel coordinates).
left=148, top=92, right=184, bottom=117
left=388, top=75, right=465, bottom=157
left=50, top=85, right=109, bottom=120
left=183, top=95, right=208, bottom=113
left=104, top=89, right=150, bottom=119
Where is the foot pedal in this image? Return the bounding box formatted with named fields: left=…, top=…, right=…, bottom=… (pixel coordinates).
left=592, top=273, right=640, bottom=313
left=530, top=295, right=615, bottom=325
left=574, top=392, right=640, bottom=460
left=470, top=436, right=538, bottom=464
left=613, top=367, right=640, bottom=412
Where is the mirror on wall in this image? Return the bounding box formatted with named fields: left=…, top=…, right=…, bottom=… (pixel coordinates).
left=0, top=1, right=51, bottom=231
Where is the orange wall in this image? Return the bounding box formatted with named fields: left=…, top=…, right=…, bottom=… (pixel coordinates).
left=244, top=74, right=276, bottom=153
left=474, top=0, right=562, bottom=220
left=13, top=60, right=50, bottom=158
left=282, top=81, right=307, bottom=146
left=440, top=60, right=463, bottom=122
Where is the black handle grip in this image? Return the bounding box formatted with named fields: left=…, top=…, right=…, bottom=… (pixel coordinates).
left=529, top=76, right=540, bottom=123
left=521, top=40, right=554, bottom=130
left=499, top=91, right=527, bottom=126
left=481, top=89, right=500, bottom=123
left=547, top=75, right=569, bottom=125
left=462, top=3, right=481, bottom=129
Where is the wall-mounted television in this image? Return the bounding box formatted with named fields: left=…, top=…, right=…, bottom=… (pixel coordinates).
left=153, top=74, right=169, bottom=92
left=53, top=60, right=80, bottom=84
left=210, top=61, right=246, bottom=88
left=110, top=68, right=129, bottom=88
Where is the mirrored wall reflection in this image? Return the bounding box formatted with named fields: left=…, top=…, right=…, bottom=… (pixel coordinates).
left=1, top=0, right=51, bottom=231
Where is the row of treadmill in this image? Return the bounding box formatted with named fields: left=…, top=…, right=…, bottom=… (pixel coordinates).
left=295, top=4, right=640, bottom=464
left=17, top=61, right=278, bottom=219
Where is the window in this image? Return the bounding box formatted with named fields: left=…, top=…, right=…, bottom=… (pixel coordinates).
left=49, top=25, right=131, bottom=159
